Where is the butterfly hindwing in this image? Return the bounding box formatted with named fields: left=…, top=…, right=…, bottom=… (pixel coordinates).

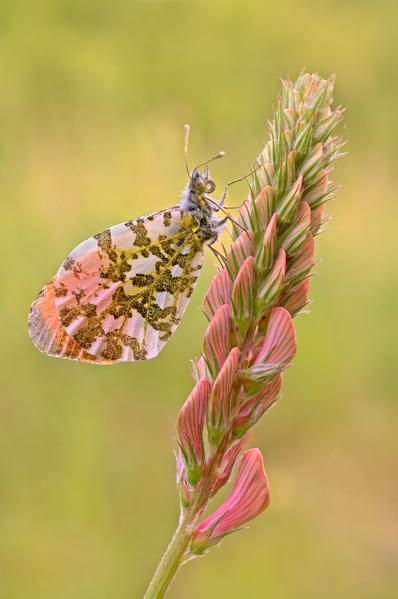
left=40, top=208, right=205, bottom=362
left=28, top=278, right=114, bottom=364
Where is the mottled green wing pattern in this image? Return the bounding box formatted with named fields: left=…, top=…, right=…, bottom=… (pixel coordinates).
left=47, top=208, right=205, bottom=361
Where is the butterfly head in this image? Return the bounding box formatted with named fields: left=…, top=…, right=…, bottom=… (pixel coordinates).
left=190, top=169, right=216, bottom=197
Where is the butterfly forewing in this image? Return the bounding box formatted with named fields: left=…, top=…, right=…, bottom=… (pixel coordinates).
left=33, top=208, right=205, bottom=362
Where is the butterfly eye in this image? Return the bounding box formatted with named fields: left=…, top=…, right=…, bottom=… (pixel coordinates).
left=205, top=179, right=216, bottom=193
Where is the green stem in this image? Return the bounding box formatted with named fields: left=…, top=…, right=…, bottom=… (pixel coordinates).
left=143, top=433, right=231, bottom=599
left=142, top=510, right=197, bottom=599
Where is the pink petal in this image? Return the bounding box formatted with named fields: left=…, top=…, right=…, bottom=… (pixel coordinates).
left=231, top=256, right=255, bottom=319
left=254, top=307, right=297, bottom=366
left=212, top=433, right=250, bottom=495
left=203, top=304, right=232, bottom=374
left=234, top=373, right=283, bottom=429
left=211, top=347, right=241, bottom=423
left=281, top=201, right=311, bottom=256
left=194, top=449, right=270, bottom=539
left=226, top=230, right=256, bottom=277
left=302, top=169, right=328, bottom=207
left=310, top=205, right=324, bottom=235
left=257, top=213, right=277, bottom=271
left=204, top=268, right=232, bottom=319
left=254, top=185, right=274, bottom=229
left=281, top=278, right=310, bottom=315
left=177, top=378, right=212, bottom=464
left=258, top=248, right=286, bottom=303
left=285, top=235, right=315, bottom=284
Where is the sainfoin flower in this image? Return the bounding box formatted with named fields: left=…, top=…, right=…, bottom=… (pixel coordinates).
left=144, top=72, right=346, bottom=598
left=190, top=449, right=270, bottom=554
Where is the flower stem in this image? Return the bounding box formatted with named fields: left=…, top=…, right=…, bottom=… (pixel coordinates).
left=143, top=511, right=195, bottom=599
left=143, top=433, right=231, bottom=598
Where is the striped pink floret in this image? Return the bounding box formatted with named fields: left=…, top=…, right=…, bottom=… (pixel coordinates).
left=177, top=378, right=212, bottom=464
left=203, top=269, right=232, bottom=319
left=203, top=304, right=232, bottom=373
left=226, top=230, right=256, bottom=277
left=258, top=248, right=286, bottom=300
left=211, top=347, right=241, bottom=422
left=254, top=186, right=274, bottom=229
left=194, top=449, right=270, bottom=539
left=231, top=256, right=255, bottom=318
left=303, top=169, right=328, bottom=206
left=286, top=235, right=315, bottom=283
left=212, top=433, right=250, bottom=495
left=254, top=307, right=297, bottom=366
left=235, top=373, right=283, bottom=428
left=310, top=204, right=324, bottom=235
left=282, top=278, right=310, bottom=315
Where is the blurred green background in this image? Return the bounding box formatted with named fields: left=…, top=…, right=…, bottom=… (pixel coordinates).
left=1, top=1, right=397, bottom=598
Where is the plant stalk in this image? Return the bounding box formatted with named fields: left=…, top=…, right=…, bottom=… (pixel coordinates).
left=143, top=432, right=231, bottom=598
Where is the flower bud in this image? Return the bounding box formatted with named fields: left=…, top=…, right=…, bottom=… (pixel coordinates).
left=233, top=374, right=282, bottom=436
left=280, top=201, right=311, bottom=256
left=287, top=150, right=298, bottom=186
left=190, top=449, right=270, bottom=555
left=285, top=235, right=315, bottom=287
left=226, top=230, right=256, bottom=278
left=203, top=268, right=232, bottom=319
left=300, top=142, right=323, bottom=178
left=256, top=249, right=286, bottom=312
left=176, top=451, right=191, bottom=509
left=177, top=378, right=212, bottom=483
left=280, top=278, right=310, bottom=316
left=254, top=186, right=274, bottom=231
left=302, top=169, right=328, bottom=208
left=284, top=107, right=297, bottom=128
left=256, top=213, right=277, bottom=273
left=277, top=173, right=303, bottom=224
left=231, top=256, right=255, bottom=337
left=203, top=304, right=232, bottom=376
left=310, top=205, right=324, bottom=235
left=212, top=433, right=250, bottom=495
left=242, top=308, right=296, bottom=391
left=208, top=347, right=240, bottom=442
left=253, top=307, right=297, bottom=366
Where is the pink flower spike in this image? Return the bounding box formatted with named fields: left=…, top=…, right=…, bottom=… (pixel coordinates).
left=191, top=449, right=270, bottom=553
left=203, top=304, right=232, bottom=375
left=177, top=378, right=212, bottom=466
left=254, top=307, right=297, bottom=366
left=203, top=268, right=232, bottom=320
left=210, top=347, right=241, bottom=427
left=231, top=256, right=255, bottom=324
left=226, top=230, right=256, bottom=278
left=281, top=278, right=310, bottom=316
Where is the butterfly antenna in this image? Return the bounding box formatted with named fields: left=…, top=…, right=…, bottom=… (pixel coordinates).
left=184, top=124, right=191, bottom=177
left=193, top=150, right=226, bottom=172
left=219, top=161, right=263, bottom=205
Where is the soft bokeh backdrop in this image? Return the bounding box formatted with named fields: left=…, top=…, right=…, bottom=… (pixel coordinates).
left=1, top=1, right=397, bottom=598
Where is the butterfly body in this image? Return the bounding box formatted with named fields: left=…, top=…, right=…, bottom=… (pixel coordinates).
left=28, top=169, right=226, bottom=363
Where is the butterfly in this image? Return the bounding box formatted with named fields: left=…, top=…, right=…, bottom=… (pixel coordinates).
left=28, top=127, right=232, bottom=364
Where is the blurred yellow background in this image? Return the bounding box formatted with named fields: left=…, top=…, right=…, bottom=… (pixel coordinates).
left=1, top=1, right=397, bottom=598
